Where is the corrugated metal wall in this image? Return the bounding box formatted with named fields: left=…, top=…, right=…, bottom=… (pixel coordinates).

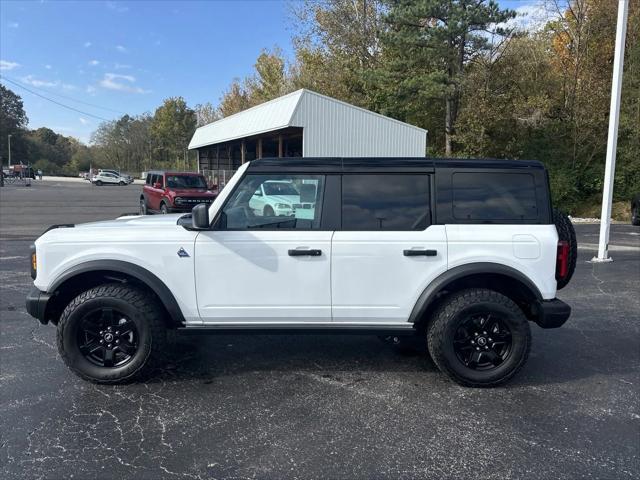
left=292, top=91, right=427, bottom=157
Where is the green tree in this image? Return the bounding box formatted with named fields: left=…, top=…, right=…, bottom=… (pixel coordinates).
left=373, top=0, right=516, bottom=155
left=150, top=97, right=196, bottom=168
left=0, top=85, right=28, bottom=164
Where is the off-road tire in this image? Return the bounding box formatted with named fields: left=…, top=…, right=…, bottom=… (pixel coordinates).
left=160, top=202, right=168, bottom=214
left=57, top=283, right=167, bottom=384
left=139, top=198, right=147, bottom=215
left=427, top=289, right=531, bottom=388
left=553, top=209, right=577, bottom=289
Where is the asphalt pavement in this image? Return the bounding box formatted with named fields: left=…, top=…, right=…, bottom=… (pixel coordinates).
left=1, top=180, right=639, bottom=479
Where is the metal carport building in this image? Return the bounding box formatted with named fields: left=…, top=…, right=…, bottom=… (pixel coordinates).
left=188, top=89, right=427, bottom=187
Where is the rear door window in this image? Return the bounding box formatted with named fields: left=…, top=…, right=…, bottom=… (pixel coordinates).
left=341, top=174, right=430, bottom=230
left=452, top=172, right=538, bottom=221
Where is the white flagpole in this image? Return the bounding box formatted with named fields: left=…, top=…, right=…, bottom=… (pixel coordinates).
left=593, top=0, right=629, bottom=263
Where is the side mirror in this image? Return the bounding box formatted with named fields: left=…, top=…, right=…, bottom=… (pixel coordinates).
left=191, top=203, right=209, bottom=229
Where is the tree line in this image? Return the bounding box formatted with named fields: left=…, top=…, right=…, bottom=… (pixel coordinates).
left=1, top=0, right=638, bottom=215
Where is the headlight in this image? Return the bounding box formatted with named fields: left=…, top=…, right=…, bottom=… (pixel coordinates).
left=275, top=203, right=291, bottom=209
left=30, top=244, right=37, bottom=279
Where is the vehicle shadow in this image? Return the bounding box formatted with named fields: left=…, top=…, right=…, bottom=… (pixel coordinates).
left=145, top=325, right=638, bottom=388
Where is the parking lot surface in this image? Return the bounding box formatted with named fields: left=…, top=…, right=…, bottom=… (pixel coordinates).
left=1, top=181, right=639, bottom=479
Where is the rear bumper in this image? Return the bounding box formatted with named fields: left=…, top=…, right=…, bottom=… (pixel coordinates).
left=535, top=298, right=571, bottom=329
left=25, top=286, right=52, bottom=325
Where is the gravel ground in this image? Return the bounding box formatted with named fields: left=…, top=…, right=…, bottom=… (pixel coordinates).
left=1, top=181, right=639, bottom=480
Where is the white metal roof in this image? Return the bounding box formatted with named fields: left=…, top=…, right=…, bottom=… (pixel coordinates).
left=188, top=89, right=426, bottom=151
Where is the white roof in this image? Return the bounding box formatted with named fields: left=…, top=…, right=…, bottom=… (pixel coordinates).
left=188, top=89, right=426, bottom=150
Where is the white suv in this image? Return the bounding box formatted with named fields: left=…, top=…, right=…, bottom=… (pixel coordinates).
left=26, top=158, right=576, bottom=387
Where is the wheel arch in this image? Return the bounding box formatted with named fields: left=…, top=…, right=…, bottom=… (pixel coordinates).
left=409, top=263, right=543, bottom=327
left=45, top=260, right=185, bottom=328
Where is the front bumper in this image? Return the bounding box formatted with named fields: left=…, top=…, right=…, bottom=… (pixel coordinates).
left=26, top=286, right=52, bottom=325
left=535, top=298, right=571, bottom=329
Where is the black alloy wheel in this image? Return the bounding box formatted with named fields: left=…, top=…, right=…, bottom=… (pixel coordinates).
left=453, top=312, right=512, bottom=370
left=77, top=307, right=139, bottom=368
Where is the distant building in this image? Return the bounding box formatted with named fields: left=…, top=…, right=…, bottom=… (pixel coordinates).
left=188, top=89, right=427, bottom=186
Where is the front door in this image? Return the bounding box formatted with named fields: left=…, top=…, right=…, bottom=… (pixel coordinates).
left=195, top=172, right=331, bottom=324
left=331, top=173, right=448, bottom=323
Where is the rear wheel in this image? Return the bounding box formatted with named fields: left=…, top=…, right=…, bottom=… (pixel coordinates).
left=553, top=209, right=577, bottom=289
left=56, top=283, right=167, bottom=384
left=119, top=181, right=125, bottom=186
left=95, top=180, right=103, bottom=186
left=427, top=289, right=531, bottom=387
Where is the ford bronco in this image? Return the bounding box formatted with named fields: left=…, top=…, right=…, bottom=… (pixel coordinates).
left=26, top=158, right=576, bottom=387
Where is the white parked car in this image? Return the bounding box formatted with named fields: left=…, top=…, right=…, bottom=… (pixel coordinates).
left=248, top=180, right=317, bottom=219
left=26, top=157, right=576, bottom=387
left=91, top=171, right=128, bottom=186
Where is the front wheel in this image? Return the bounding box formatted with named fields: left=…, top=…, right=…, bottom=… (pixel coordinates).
left=139, top=198, right=147, bottom=215
left=427, top=288, right=531, bottom=388
left=56, top=283, right=167, bottom=384
left=160, top=203, right=168, bottom=214
left=119, top=181, right=126, bottom=186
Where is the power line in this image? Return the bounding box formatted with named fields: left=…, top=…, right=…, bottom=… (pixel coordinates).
left=1, top=75, right=126, bottom=114
left=0, top=75, right=111, bottom=122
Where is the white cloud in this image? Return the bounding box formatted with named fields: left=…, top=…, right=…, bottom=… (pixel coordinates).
left=500, top=2, right=557, bottom=33
left=8, top=22, right=19, bottom=28
left=0, top=60, right=20, bottom=71
left=88, top=59, right=100, bottom=66
left=45, top=64, right=52, bottom=70
left=114, top=63, right=132, bottom=69
left=62, top=83, right=77, bottom=91
left=106, top=2, right=129, bottom=13
left=86, top=85, right=97, bottom=94
left=79, top=117, right=89, bottom=125
left=98, top=73, right=150, bottom=94
left=21, top=75, right=59, bottom=88
left=84, top=41, right=92, bottom=48
left=115, top=45, right=127, bottom=53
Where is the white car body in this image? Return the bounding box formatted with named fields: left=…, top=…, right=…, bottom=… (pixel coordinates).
left=248, top=180, right=316, bottom=219
left=92, top=172, right=127, bottom=185
left=34, top=161, right=560, bottom=328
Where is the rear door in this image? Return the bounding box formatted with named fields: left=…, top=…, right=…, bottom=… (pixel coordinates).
left=331, top=173, right=448, bottom=324
left=195, top=172, right=332, bottom=324
left=147, top=174, right=163, bottom=210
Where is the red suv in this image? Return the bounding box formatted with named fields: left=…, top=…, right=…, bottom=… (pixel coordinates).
left=140, top=171, right=217, bottom=214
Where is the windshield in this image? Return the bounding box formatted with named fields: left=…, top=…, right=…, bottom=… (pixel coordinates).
left=166, top=175, right=207, bottom=189
left=263, top=182, right=299, bottom=196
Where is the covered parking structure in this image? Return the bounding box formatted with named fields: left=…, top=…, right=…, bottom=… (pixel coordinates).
left=188, top=89, right=427, bottom=187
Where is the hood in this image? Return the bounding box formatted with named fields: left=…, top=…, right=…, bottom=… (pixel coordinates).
left=74, top=213, right=185, bottom=229
left=170, top=188, right=216, bottom=196
left=268, top=195, right=300, bottom=204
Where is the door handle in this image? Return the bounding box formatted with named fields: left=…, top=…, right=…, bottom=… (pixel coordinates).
left=403, top=249, right=437, bottom=257
left=288, top=248, right=322, bottom=257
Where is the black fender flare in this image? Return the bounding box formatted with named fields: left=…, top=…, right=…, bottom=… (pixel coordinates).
left=49, top=260, right=185, bottom=327
left=408, top=262, right=543, bottom=324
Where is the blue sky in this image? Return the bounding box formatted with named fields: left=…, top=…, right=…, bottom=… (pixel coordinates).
left=1, top=0, right=545, bottom=143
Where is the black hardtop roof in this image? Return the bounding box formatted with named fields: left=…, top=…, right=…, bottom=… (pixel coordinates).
left=246, top=157, right=545, bottom=173
left=147, top=170, right=203, bottom=175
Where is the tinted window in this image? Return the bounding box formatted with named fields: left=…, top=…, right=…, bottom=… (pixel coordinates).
left=145, top=174, right=151, bottom=185
left=221, top=174, right=325, bottom=230
left=342, top=175, right=430, bottom=230
left=166, top=175, right=207, bottom=189
left=453, top=172, right=538, bottom=221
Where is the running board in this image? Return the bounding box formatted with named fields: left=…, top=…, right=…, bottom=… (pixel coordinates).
left=177, top=323, right=416, bottom=336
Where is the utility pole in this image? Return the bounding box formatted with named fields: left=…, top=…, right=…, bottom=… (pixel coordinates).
left=8, top=134, right=12, bottom=167
left=593, top=0, right=629, bottom=263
